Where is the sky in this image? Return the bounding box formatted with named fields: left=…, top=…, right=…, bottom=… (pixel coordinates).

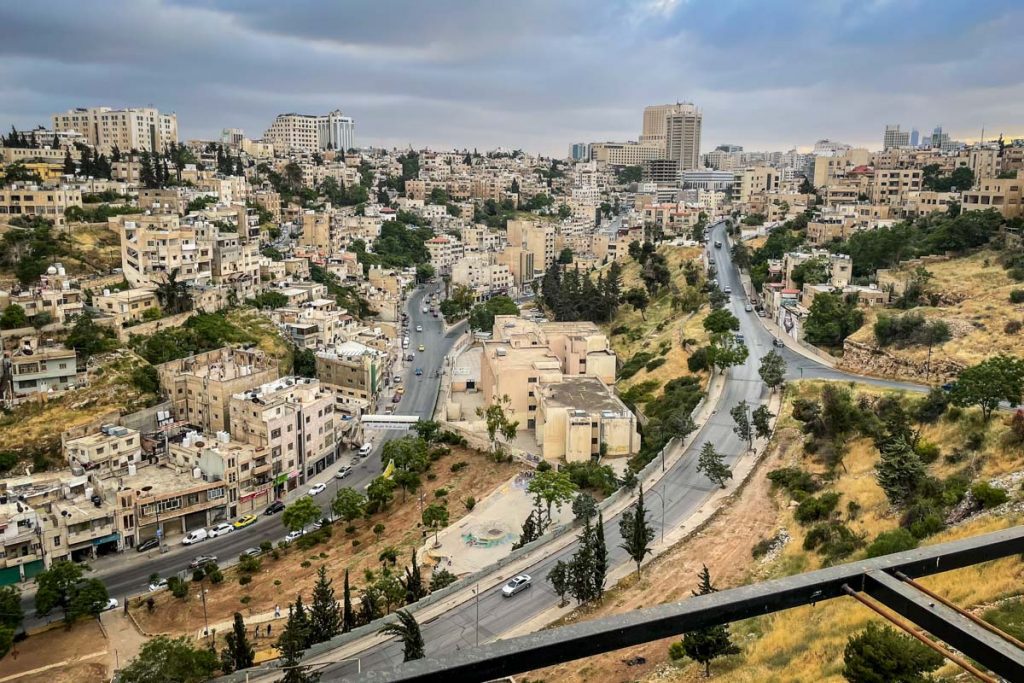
left=1, top=0, right=1022, bottom=157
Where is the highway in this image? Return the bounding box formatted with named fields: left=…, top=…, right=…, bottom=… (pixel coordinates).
left=19, top=283, right=463, bottom=626
left=314, top=221, right=927, bottom=678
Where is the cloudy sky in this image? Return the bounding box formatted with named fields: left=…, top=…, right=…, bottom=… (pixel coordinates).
left=1, top=0, right=1022, bottom=156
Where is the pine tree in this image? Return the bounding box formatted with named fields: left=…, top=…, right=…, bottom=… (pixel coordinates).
left=63, top=150, right=76, bottom=176
left=309, top=567, right=341, bottom=645
left=567, top=516, right=596, bottom=604
left=111, top=144, right=121, bottom=163
left=222, top=612, right=255, bottom=672
left=342, top=570, right=354, bottom=633
left=875, top=437, right=924, bottom=507
left=51, top=133, right=59, bottom=149
left=162, top=159, right=171, bottom=186
left=697, top=442, right=732, bottom=488
left=278, top=596, right=317, bottom=683
left=80, top=146, right=94, bottom=177
left=547, top=560, right=570, bottom=607
left=512, top=509, right=541, bottom=550
left=377, top=610, right=425, bottom=662
left=674, top=565, right=740, bottom=677
left=618, top=485, right=655, bottom=577
left=139, top=152, right=156, bottom=189
left=591, top=512, right=607, bottom=600
left=403, top=550, right=425, bottom=605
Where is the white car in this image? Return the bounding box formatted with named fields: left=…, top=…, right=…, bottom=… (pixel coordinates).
left=102, top=598, right=119, bottom=612
left=335, top=466, right=352, bottom=480
left=148, top=579, right=168, bottom=592
left=209, top=523, right=234, bottom=538
left=284, top=530, right=305, bottom=543
left=744, top=303, right=753, bottom=312
left=309, top=483, right=327, bottom=496
left=416, top=324, right=423, bottom=332
left=501, top=574, right=532, bottom=597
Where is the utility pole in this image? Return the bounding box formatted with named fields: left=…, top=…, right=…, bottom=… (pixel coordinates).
left=475, top=583, right=480, bottom=647
left=201, top=583, right=211, bottom=644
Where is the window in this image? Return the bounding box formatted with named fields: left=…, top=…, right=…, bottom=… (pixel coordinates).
left=208, top=487, right=224, bottom=500
left=54, top=536, right=60, bottom=546
left=271, top=428, right=281, bottom=439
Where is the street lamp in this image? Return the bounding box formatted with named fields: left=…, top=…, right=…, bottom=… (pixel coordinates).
left=646, top=488, right=666, bottom=545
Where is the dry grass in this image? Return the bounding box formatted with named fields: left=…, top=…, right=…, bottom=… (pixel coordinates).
left=131, top=445, right=520, bottom=637
left=227, top=308, right=293, bottom=369
left=844, top=250, right=1023, bottom=371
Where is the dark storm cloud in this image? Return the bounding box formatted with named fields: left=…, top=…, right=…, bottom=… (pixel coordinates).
left=1, top=0, right=1022, bottom=155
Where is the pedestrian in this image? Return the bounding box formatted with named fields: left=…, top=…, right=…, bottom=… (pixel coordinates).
left=254, top=624, right=260, bottom=639
left=274, top=604, right=281, bottom=618
left=267, top=623, right=272, bottom=637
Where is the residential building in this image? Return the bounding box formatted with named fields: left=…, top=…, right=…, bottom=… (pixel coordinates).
left=535, top=376, right=641, bottom=462
left=228, top=376, right=337, bottom=485
left=782, top=250, right=853, bottom=290
left=92, top=288, right=160, bottom=327
left=506, top=219, right=556, bottom=269
left=451, top=255, right=514, bottom=300
left=2, top=338, right=77, bottom=400
left=64, top=425, right=142, bottom=474
left=642, top=159, right=680, bottom=184
left=589, top=141, right=664, bottom=167
left=680, top=169, right=735, bottom=192
left=263, top=110, right=356, bottom=152
left=426, top=235, right=464, bottom=273
left=968, top=146, right=1000, bottom=182
left=51, top=106, right=178, bottom=153
left=733, top=167, right=780, bottom=205
left=871, top=168, right=923, bottom=205
left=960, top=172, right=1023, bottom=219
left=0, top=501, right=45, bottom=583
left=883, top=124, right=910, bottom=150
left=115, top=213, right=214, bottom=289
left=156, top=347, right=279, bottom=434
left=315, top=341, right=387, bottom=402
left=0, top=284, right=84, bottom=325
left=0, top=183, right=83, bottom=227
left=664, top=103, right=703, bottom=170
left=316, top=110, right=356, bottom=151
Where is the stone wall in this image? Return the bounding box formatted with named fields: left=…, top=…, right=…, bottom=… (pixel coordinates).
left=839, top=338, right=963, bottom=384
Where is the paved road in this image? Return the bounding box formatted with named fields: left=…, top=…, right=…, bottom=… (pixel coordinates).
left=316, top=222, right=926, bottom=678
left=19, top=284, right=463, bottom=627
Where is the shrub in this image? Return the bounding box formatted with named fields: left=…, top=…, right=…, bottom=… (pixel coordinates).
left=644, top=357, right=667, bottom=372
left=971, top=481, right=1009, bottom=509
left=437, top=430, right=468, bottom=446
left=668, top=641, right=687, bottom=661
left=352, top=539, right=361, bottom=547
left=914, top=388, right=949, bottom=424
left=345, top=525, right=356, bottom=534
left=192, top=569, right=206, bottom=582
left=794, top=492, right=841, bottom=524
left=1010, top=289, right=1024, bottom=304
left=767, top=467, right=821, bottom=496
left=450, top=461, right=469, bottom=473
left=273, top=580, right=282, bottom=587
left=464, top=496, right=476, bottom=511
left=751, top=537, right=776, bottom=559
left=900, top=502, right=946, bottom=539
left=168, top=577, right=188, bottom=599
left=611, top=325, right=629, bottom=336
left=434, top=488, right=448, bottom=499
left=240, top=596, right=252, bottom=605
left=238, top=575, right=252, bottom=586
left=209, top=569, right=224, bottom=584
left=619, top=352, right=655, bottom=380
left=259, top=540, right=273, bottom=552
left=965, top=431, right=985, bottom=451
left=687, top=347, right=709, bottom=373
left=865, top=528, right=919, bottom=558
left=563, top=460, right=618, bottom=496
left=271, top=549, right=280, bottom=560
left=300, top=560, right=312, bottom=568
left=1005, top=320, right=1022, bottom=335
left=873, top=312, right=951, bottom=348
left=426, top=472, right=437, bottom=481
left=913, top=440, right=941, bottom=464
left=803, top=521, right=863, bottom=563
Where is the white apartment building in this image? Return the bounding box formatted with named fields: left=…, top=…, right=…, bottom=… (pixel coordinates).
left=264, top=110, right=356, bottom=152
left=51, top=107, right=178, bottom=153
left=316, top=110, right=356, bottom=151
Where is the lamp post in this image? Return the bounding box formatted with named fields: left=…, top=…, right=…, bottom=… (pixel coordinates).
left=646, top=488, right=666, bottom=545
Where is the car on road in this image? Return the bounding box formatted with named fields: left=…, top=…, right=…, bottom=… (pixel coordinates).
left=209, top=523, right=234, bottom=538
left=714, top=240, right=722, bottom=248
left=415, top=367, right=423, bottom=376
left=502, top=574, right=532, bottom=597
left=336, top=466, right=352, bottom=479
left=182, top=528, right=209, bottom=545
left=188, top=555, right=218, bottom=569
left=148, top=578, right=168, bottom=592
left=309, top=483, right=327, bottom=496
left=734, top=334, right=745, bottom=344
left=422, top=306, right=429, bottom=313
left=772, top=338, right=785, bottom=348
left=744, top=303, right=753, bottom=312
left=233, top=514, right=258, bottom=529
left=418, top=344, right=425, bottom=352
left=358, top=442, right=374, bottom=457
left=406, top=353, right=415, bottom=361
left=242, top=547, right=262, bottom=558
left=136, top=537, right=160, bottom=552
left=283, top=530, right=305, bottom=543
left=395, top=386, right=405, bottom=395
left=393, top=375, right=402, bottom=384
left=723, top=286, right=732, bottom=294
left=102, top=598, right=119, bottom=612
left=263, top=500, right=286, bottom=516
left=416, top=324, right=423, bottom=332
left=392, top=393, right=402, bottom=403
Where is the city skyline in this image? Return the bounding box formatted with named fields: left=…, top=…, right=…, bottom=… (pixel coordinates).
left=1, top=1, right=1022, bottom=156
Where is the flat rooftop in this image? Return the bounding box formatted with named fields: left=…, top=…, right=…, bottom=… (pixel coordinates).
left=122, top=462, right=218, bottom=496
left=542, top=376, right=629, bottom=414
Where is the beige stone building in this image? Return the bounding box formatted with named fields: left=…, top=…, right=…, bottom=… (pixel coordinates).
left=65, top=425, right=142, bottom=474
left=732, top=167, right=780, bottom=205
left=92, top=288, right=160, bottom=327
left=2, top=338, right=78, bottom=400
left=961, top=172, right=1023, bottom=219
left=315, top=340, right=387, bottom=402
left=589, top=141, right=664, bottom=167
left=536, top=377, right=641, bottom=462
left=507, top=219, right=556, bottom=270
left=263, top=113, right=319, bottom=152
left=51, top=106, right=178, bottom=154
left=870, top=168, right=923, bottom=205
left=114, top=213, right=214, bottom=288
left=156, top=347, right=279, bottom=434
left=0, top=183, right=83, bottom=227
left=426, top=235, right=464, bottom=273
left=451, top=255, right=514, bottom=301
left=228, top=376, right=337, bottom=486
left=0, top=285, right=84, bottom=325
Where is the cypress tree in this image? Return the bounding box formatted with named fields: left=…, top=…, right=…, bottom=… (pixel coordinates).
left=308, top=567, right=341, bottom=645
left=222, top=611, right=255, bottom=672
left=675, top=565, right=740, bottom=676
left=619, top=485, right=655, bottom=577
left=403, top=550, right=425, bottom=605
left=591, top=512, right=607, bottom=599
left=63, top=149, right=76, bottom=176
left=342, top=569, right=354, bottom=633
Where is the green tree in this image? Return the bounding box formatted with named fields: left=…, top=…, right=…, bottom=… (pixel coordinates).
left=622, top=287, right=649, bottom=320
left=403, top=549, right=425, bottom=604
left=0, top=304, right=28, bottom=330
left=790, top=256, right=831, bottom=289
left=309, top=566, right=341, bottom=645
left=842, top=622, right=943, bottom=683
left=752, top=405, right=775, bottom=441
left=65, top=310, right=118, bottom=361
left=758, top=349, right=786, bottom=392
left=512, top=509, right=542, bottom=549
left=332, top=488, right=367, bottom=525
left=342, top=569, right=355, bottom=633
left=705, top=333, right=749, bottom=375
left=34, top=560, right=86, bottom=622
left=278, top=596, right=317, bottom=683
left=730, top=400, right=753, bottom=450
left=378, top=609, right=425, bottom=662
left=951, top=354, right=1024, bottom=421
left=547, top=560, right=570, bottom=607
left=571, top=491, right=598, bottom=522
left=527, top=469, right=578, bottom=529
left=476, top=395, right=519, bottom=455
left=429, top=567, right=457, bottom=592
left=558, top=247, right=574, bottom=264
left=703, top=308, right=740, bottom=334
left=120, top=636, right=219, bottom=683
left=591, top=512, right=607, bottom=599
left=367, top=476, right=397, bottom=511
left=291, top=345, right=316, bottom=378
left=0, top=586, right=23, bottom=659
left=68, top=578, right=109, bottom=620
left=421, top=503, right=449, bottom=546
left=618, top=485, right=655, bottom=577
left=222, top=612, right=255, bottom=673
left=697, top=442, right=732, bottom=489
left=804, top=290, right=864, bottom=347
left=875, top=437, right=925, bottom=507
left=282, top=496, right=321, bottom=533
left=673, top=565, right=740, bottom=676
left=415, top=263, right=435, bottom=283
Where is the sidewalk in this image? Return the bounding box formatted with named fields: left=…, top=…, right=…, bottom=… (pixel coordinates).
left=759, top=315, right=838, bottom=369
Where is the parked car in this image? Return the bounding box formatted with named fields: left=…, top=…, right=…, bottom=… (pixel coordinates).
left=283, top=530, right=305, bottom=543
left=744, top=303, right=753, bottom=312
left=723, top=286, right=732, bottom=294
left=233, top=514, right=258, bottom=529
left=309, top=483, right=327, bottom=496
left=358, top=442, right=373, bottom=457
left=392, top=393, right=402, bottom=403
left=772, top=338, right=785, bottom=348
left=147, top=578, right=168, bottom=592
left=264, top=500, right=286, bottom=516
left=415, top=367, right=423, bottom=376
left=102, top=598, right=119, bottom=612
left=188, top=555, right=218, bottom=569
left=336, top=466, right=352, bottom=480
left=136, top=537, right=159, bottom=552
left=502, top=574, right=532, bottom=597
left=209, top=523, right=234, bottom=538
left=181, top=528, right=209, bottom=545
left=395, top=386, right=405, bottom=395
left=393, top=375, right=402, bottom=384
left=242, top=547, right=262, bottom=558
left=406, top=353, right=415, bottom=362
